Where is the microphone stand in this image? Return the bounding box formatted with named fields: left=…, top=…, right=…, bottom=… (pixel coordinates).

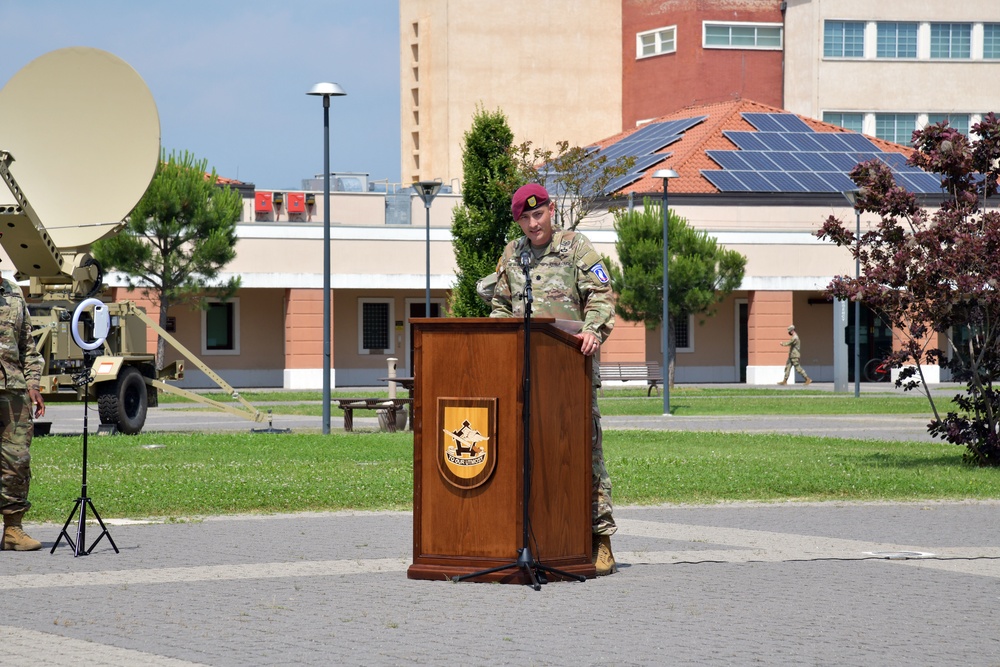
left=454, top=251, right=585, bottom=590
left=51, top=350, right=119, bottom=557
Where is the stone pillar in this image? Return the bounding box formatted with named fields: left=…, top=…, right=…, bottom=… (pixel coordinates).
left=283, top=288, right=332, bottom=389
left=745, top=290, right=794, bottom=385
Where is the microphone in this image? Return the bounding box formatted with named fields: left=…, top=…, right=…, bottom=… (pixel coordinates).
left=519, top=250, right=531, bottom=268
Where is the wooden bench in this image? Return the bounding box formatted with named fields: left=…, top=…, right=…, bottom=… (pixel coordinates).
left=333, top=398, right=413, bottom=432
left=598, top=362, right=663, bottom=396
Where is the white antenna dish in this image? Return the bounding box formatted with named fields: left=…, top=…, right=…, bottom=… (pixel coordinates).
left=0, top=47, right=160, bottom=250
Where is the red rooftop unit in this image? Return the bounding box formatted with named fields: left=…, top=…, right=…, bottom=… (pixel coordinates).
left=255, top=192, right=272, bottom=213
left=286, top=192, right=305, bottom=213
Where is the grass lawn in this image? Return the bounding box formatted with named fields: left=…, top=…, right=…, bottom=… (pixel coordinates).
left=26, top=426, right=997, bottom=523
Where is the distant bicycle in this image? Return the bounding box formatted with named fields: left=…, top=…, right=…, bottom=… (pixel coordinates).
left=863, top=357, right=891, bottom=382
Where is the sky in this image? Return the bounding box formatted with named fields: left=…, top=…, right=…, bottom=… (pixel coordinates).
left=0, top=0, right=401, bottom=190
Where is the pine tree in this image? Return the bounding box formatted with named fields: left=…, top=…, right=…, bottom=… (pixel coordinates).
left=450, top=107, right=520, bottom=317
left=93, top=150, right=242, bottom=368
left=608, top=198, right=745, bottom=386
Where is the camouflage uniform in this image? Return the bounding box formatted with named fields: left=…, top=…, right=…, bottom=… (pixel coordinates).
left=0, top=277, right=43, bottom=516
left=781, top=330, right=811, bottom=383
left=490, top=230, right=617, bottom=536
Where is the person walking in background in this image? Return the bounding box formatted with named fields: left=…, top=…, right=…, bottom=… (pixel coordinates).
left=778, top=324, right=811, bottom=386
left=0, top=264, right=46, bottom=551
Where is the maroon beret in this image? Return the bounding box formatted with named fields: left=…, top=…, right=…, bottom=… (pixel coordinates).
left=511, top=183, right=550, bottom=220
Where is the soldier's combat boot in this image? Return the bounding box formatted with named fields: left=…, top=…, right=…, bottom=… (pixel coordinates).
left=592, top=534, right=617, bottom=576
left=3, top=513, right=42, bottom=551
left=777, top=379, right=787, bottom=385
left=804, top=377, right=813, bottom=386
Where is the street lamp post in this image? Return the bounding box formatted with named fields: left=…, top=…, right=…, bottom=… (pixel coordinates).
left=414, top=180, right=442, bottom=317
left=307, top=82, right=346, bottom=435
left=652, top=169, right=679, bottom=416
left=843, top=190, right=861, bottom=399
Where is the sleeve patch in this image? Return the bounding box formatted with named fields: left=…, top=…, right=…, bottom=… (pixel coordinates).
left=591, top=263, right=610, bottom=284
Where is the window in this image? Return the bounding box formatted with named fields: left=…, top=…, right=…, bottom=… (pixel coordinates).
left=202, top=299, right=239, bottom=355
left=930, top=23, right=971, bottom=59
left=823, top=112, right=864, bottom=134
left=637, top=25, right=676, bottom=59
left=927, top=113, right=970, bottom=136
left=876, top=22, right=917, bottom=58
left=823, top=21, right=865, bottom=58
left=985, top=24, right=1000, bottom=59
left=703, top=22, right=782, bottom=50
left=359, top=298, right=394, bottom=355
left=875, top=113, right=917, bottom=144
left=673, top=315, right=694, bottom=353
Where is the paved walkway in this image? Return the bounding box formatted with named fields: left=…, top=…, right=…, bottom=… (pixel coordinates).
left=7, top=385, right=997, bottom=665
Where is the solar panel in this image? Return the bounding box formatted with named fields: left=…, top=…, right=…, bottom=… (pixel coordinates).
left=897, top=171, right=942, bottom=193
left=707, top=151, right=752, bottom=170
left=755, top=133, right=799, bottom=152
left=822, top=153, right=863, bottom=170
left=724, top=131, right=770, bottom=151
left=793, top=152, right=836, bottom=171
left=787, top=171, right=834, bottom=191
left=729, top=170, right=780, bottom=191
left=878, top=152, right=909, bottom=168
left=810, top=133, right=853, bottom=151
left=742, top=113, right=786, bottom=132
left=839, top=133, right=879, bottom=152
left=817, top=172, right=859, bottom=192
left=771, top=114, right=813, bottom=133
left=739, top=151, right=781, bottom=171
left=760, top=171, right=809, bottom=192
left=766, top=152, right=810, bottom=170
left=702, top=170, right=751, bottom=192
left=783, top=133, right=827, bottom=152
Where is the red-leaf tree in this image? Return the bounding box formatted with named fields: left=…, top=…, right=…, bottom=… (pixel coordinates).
left=818, top=113, right=1000, bottom=466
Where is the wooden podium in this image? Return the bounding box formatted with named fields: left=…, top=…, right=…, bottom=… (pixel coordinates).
left=407, top=317, right=596, bottom=584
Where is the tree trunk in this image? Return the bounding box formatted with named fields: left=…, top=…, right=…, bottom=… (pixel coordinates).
left=156, top=294, right=170, bottom=371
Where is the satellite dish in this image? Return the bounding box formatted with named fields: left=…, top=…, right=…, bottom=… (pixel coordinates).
left=0, top=47, right=160, bottom=251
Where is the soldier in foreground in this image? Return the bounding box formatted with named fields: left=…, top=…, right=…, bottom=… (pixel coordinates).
left=490, top=183, right=618, bottom=575
left=0, top=257, right=46, bottom=551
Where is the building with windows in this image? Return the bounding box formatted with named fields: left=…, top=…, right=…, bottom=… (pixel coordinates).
left=784, top=0, right=1000, bottom=143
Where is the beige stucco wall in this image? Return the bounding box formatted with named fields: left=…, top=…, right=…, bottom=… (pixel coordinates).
left=400, top=0, right=623, bottom=186
left=784, top=0, right=1000, bottom=121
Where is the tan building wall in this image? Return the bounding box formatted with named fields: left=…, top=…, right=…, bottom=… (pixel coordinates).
left=399, top=0, right=623, bottom=186
left=784, top=0, right=1000, bottom=126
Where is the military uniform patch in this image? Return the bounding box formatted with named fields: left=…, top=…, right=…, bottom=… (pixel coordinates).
left=592, top=263, right=610, bottom=284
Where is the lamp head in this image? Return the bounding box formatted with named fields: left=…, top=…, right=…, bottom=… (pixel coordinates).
left=414, top=179, right=442, bottom=205
left=307, top=82, right=347, bottom=97
left=842, top=189, right=859, bottom=207
left=652, top=169, right=679, bottom=180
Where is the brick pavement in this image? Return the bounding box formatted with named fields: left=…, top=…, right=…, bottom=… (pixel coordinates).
left=3, top=501, right=1000, bottom=666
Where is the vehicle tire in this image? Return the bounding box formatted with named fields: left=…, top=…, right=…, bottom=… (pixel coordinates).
left=863, top=358, right=888, bottom=383
left=97, top=365, right=148, bottom=434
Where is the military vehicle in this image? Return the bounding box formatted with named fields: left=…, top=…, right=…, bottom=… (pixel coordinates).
left=0, top=47, right=262, bottom=434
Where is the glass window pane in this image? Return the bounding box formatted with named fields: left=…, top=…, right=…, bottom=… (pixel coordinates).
left=824, top=112, right=864, bottom=134
left=877, top=22, right=917, bottom=58
left=730, top=26, right=756, bottom=46
left=875, top=113, right=916, bottom=144
left=362, top=302, right=390, bottom=350
left=928, top=113, right=970, bottom=135
left=986, top=24, right=1000, bottom=59
left=757, top=27, right=782, bottom=47
left=206, top=303, right=234, bottom=350
left=705, top=25, right=729, bottom=46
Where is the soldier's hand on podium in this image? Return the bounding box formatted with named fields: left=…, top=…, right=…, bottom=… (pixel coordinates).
left=575, top=331, right=600, bottom=356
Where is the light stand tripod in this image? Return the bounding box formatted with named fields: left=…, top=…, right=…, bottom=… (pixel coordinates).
left=51, top=349, right=119, bottom=557
left=454, top=251, right=585, bottom=590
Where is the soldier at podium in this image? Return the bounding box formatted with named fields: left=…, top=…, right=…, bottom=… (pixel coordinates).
left=489, top=183, right=618, bottom=576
